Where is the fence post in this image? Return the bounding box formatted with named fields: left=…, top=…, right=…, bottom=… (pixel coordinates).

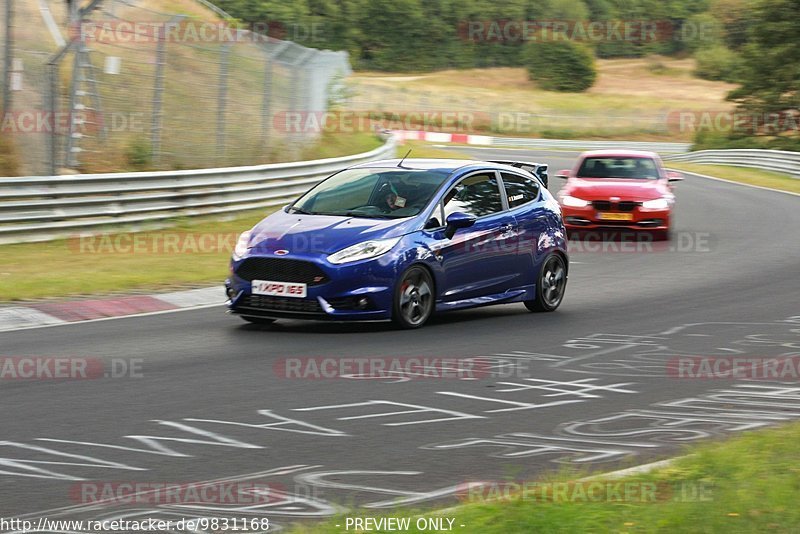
left=289, top=50, right=313, bottom=153
left=46, top=40, right=74, bottom=176
left=150, top=23, right=167, bottom=165
left=260, top=52, right=273, bottom=149
left=216, top=43, right=230, bottom=160
left=2, top=0, right=13, bottom=116
left=47, top=63, right=58, bottom=176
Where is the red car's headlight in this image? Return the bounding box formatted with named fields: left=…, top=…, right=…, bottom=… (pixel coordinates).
left=641, top=198, right=670, bottom=209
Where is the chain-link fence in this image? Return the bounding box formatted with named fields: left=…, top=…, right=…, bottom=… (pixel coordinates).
left=2, top=0, right=55, bottom=176
left=2, top=0, right=351, bottom=176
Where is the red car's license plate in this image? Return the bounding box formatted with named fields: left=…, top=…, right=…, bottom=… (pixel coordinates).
left=597, top=212, right=634, bottom=221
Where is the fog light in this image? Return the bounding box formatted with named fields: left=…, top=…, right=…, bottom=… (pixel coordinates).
left=356, top=297, right=370, bottom=309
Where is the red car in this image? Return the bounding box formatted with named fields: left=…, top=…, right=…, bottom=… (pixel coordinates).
left=556, top=150, right=683, bottom=240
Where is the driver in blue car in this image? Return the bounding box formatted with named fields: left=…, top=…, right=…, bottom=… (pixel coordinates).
left=380, top=182, right=407, bottom=211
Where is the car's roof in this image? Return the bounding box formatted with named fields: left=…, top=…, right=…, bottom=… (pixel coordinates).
left=579, top=150, right=660, bottom=159
left=349, top=158, right=535, bottom=174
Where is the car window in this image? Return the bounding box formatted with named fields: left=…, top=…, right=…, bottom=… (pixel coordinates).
left=501, top=172, right=540, bottom=208
left=292, top=168, right=450, bottom=218
left=443, top=172, right=503, bottom=219
left=577, top=157, right=660, bottom=179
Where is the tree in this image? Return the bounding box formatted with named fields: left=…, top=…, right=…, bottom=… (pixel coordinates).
left=523, top=37, right=597, bottom=92
left=727, top=0, right=800, bottom=117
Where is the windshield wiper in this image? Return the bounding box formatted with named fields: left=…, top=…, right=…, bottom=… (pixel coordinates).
left=344, top=211, right=395, bottom=219
left=289, top=206, right=314, bottom=215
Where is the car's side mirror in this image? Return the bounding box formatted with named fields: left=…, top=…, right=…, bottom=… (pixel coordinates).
left=424, top=217, right=441, bottom=230
left=444, top=212, right=476, bottom=239
left=666, top=171, right=684, bottom=182
left=556, top=169, right=571, bottom=179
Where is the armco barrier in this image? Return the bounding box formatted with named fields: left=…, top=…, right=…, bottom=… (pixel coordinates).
left=0, top=136, right=397, bottom=245
left=664, top=149, right=800, bottom=178
left=5, top=135, right=793, bottom=246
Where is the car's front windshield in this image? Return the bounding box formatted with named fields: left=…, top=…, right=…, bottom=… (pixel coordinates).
left=577, top=157, right=660, bottom=179
left=291, top=168, right=450, bottom=219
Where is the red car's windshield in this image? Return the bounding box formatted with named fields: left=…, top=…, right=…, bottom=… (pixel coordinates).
left=577, top=157, right=661, bottom=179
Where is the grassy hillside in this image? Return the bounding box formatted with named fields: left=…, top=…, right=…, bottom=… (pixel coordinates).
left=349, top=57, right=736, bottom=141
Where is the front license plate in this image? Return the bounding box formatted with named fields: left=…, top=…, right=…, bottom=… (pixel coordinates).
left=597, top=212, right=634, bottom=221
left=252, top=280, right=307, bottom=298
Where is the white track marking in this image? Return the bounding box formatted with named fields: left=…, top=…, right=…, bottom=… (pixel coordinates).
left=293, top=400, right=483, bottom=426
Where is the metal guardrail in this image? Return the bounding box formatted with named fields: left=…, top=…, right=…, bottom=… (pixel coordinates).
left=485, top=137, right=691, bottom=153
left=0, top=136, right=397, bottom=244
left=664, top=149, right=800, bottom=178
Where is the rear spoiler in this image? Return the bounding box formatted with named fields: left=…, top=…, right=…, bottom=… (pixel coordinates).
left=488, top=160, right=549, bottom=188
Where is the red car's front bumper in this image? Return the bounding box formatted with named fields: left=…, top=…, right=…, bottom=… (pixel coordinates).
left=561, top=204, right=671, bottom=232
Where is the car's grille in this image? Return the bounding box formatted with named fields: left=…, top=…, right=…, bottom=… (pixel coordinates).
left=617, top=201, right=641, bottom=212
left=238, top=295, right=323, bottom=314
left=235, top=258, right=328, bottom=285
left=591, top=200, right=641, bottom=212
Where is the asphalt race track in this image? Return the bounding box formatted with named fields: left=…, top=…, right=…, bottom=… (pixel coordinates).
left=1, top=148, right=798, bottom=531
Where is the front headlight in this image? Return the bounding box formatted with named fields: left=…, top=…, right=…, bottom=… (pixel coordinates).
left=232, top=230, right=252, bottom=260
left=560, top=195, right=590, bottom=208
left=327, top=237, right=401, bottom=265
left=642, top=198, right=670, bottom=209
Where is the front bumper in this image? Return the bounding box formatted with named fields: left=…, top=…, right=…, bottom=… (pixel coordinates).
left=225, top=253, right=397, bottom=321
left=560, top=204, right=671, bottom=231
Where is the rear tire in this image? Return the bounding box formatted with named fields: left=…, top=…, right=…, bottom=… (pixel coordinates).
left=241, top=316, right=276, bottom=325
left=525, top=254, right=567, bottom=313
left=392, top=265, right=435, bottom=329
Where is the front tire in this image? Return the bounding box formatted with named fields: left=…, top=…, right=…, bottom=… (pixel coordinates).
left=525, top=254, right=567, bottom=313
left=392, top=266, right=435, bottom=329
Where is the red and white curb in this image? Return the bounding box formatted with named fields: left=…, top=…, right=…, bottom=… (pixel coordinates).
left=0, top=287, right=223, bottom=332
left=394, top=129, right=493, bottom=145
left=393, top=130, right=692, bottom=153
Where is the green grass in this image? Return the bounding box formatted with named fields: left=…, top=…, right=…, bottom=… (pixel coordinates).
left=667, top=163, right=800, bottom=194
left=294, top=422, right=800, bottom=533
left=301, top=132, right=383, bottom=160
left=0, top=209, right=273, bottom=302
left=0, top=131, right=386, bottom=301
left=0, top=128, right=20, bottom=177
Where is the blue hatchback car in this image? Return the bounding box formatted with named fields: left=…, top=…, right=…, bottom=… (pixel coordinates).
left=225, top=158, right=568, bottom=328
